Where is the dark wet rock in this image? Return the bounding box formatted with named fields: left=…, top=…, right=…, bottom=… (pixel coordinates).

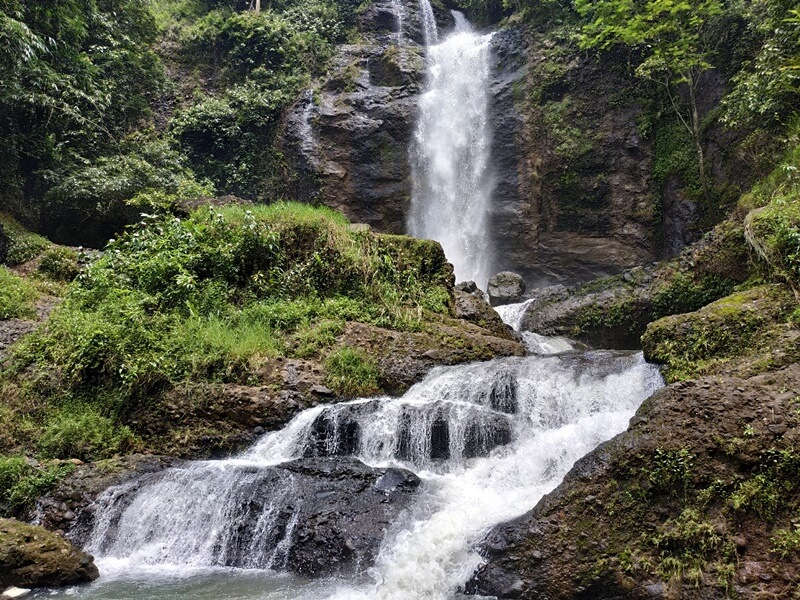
left=488, top=370, right=517, bottom=414
left=487, top=271, right=526, bottom=307
left=275, top=457, right=420, bottom=577
left=462, top=413, right=512, bottom=459
left=394, top=403, right=514, bottom=462
left=468, top=364, right=800, bottom=599
left=302, top=402, right=381, bottom=458
left=0, top=518, right=98, bottom=588
left=37, top=455, right=178, bottom=542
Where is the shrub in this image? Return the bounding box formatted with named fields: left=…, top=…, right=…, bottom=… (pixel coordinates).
left=9, top=203, right=451, bottom=415
left=37, top=247, right=80, bottom=282
left=38, top=407, right=137, bottom=461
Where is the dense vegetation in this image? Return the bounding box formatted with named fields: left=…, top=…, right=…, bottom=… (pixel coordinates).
left=0, top=0, right=359, bottom=244
left=0, top=203, right=453, bottom=474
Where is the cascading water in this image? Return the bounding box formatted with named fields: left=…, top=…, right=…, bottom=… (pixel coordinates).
left=39, top=5, right=666, bottom=600
left=52, top=341, right=661, bottom=600
left=495, top=300, right=576, bottom=355
left=408, top=9, right=494, bottom=288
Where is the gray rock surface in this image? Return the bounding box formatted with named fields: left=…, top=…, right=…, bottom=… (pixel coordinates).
left=487, top=271, right=526, bottom=307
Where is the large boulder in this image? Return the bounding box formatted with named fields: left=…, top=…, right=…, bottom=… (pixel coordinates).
left=0, top=518, right=98, bottom=588
left=81, top=457, right=420, bottom=578
left=487, top=271, right=526, bottom=307
left=454, top=290, right=515, bottom=340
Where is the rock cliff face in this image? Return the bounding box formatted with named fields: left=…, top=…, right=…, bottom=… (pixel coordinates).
left=281, top=0, right=453, bottom=233
left=487, top=31, right=660, bottom=286
left=282, top=10, right=669, bottom=286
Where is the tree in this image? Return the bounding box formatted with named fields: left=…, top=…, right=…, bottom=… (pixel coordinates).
left=575, top=0, right=724, bottom=216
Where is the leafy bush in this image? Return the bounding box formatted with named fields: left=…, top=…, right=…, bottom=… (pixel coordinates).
left=10, top=203, right=451, bottom=417
left=45, top=136, right=214, bottom=217
left=171, top=82, right=293, bottom=197
left=0, top=266, right=38, bottom=320
left=37, top=247, right=80, bottom=282
left=0, top=455, right=74, bottom=517
left=38, top=407, right=137, bottom=461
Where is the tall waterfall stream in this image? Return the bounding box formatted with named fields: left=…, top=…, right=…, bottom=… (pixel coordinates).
left=408, top=10, right=494, bottom=288
left=36, top=6, right=665, bottom=600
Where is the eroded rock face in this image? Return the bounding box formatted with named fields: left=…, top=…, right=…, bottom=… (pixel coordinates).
left=281, top=0, right=454, bottom=233
left=0, top=518, right=98, bottom=588
left=487, top=29, right=659, bottom=286
left=468, top=365, right=800, bottom=599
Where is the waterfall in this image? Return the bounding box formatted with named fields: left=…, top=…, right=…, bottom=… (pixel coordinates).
left=81, top=348, right=661, bottom=599
left=408, top=8, right=495, bottom=288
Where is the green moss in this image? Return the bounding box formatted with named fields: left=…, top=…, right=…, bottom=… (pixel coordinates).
left=651, top=273, right=736, bottom=319
left=541, top=96, right=596, bottom=161
left=641, top=285, right=789, bottom=382
left=0, top=267, right=39, bottom=320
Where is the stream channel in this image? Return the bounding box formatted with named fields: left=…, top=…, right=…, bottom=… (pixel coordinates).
left=33, top=5, right=664, bottom=599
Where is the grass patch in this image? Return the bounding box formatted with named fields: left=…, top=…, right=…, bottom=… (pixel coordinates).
left=324, top=346, right=380, bottom=397
left=0, top=455, right=74, bottom=518
left=0, top=214, right=50, bottom=266
left=38, top=406, right=137, bottom=461
left=0, top=267, right=39, bottom=320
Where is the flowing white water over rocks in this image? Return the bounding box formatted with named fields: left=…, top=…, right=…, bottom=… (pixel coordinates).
left=80, top=348, right=661, bottom=600
left=495, top=300, right=576, bottom=355
left=408, top=10, right=495, bottom=288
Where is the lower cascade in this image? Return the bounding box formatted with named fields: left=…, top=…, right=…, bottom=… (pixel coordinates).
left=61, top=308, right=663, bottom=600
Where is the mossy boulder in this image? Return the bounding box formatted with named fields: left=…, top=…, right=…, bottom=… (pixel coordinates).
left=0, top=518, right=98, bottom=588
left=642, top=284, right=797, bottom=382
